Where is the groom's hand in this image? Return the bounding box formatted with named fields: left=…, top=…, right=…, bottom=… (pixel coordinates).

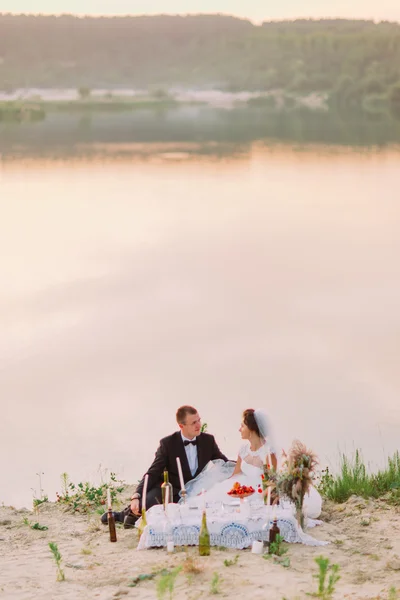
left=130, top=499, right=140, bottom=516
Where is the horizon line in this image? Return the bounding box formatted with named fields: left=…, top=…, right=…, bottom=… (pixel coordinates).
left=0, top=12, right=397, bottom=26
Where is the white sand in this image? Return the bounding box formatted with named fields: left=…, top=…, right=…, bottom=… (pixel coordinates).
left=1, top=492, right=400, bottom=599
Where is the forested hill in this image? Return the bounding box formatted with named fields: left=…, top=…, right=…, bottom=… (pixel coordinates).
left=1, top=14, right=400, bottom=97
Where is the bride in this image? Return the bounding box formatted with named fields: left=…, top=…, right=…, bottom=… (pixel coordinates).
left=183, top=408, right=322, bottom=519
left=183, top=408, right=276, bottom=505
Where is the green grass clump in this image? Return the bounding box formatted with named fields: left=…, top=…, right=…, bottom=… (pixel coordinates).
left=319, top=450, right=400, bottom=503
left=56, top=471, right=125, bottom=513
left=224, top=554, right=239, bottom=567
left=49, top=542, right=65, bottom=581
left=210, top=572, right=221, bottom=595
left=22, top=517, right=48, bottom=531
left=157, top=567, right=182, bottom=600
left=311, top=556, right=340, bottom=599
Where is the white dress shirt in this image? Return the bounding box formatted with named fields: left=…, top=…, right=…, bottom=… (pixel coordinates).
left=181, top=432, right=198, bottom=477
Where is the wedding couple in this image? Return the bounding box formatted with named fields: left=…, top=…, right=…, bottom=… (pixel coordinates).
left=101, top=405, right=321, bottom=528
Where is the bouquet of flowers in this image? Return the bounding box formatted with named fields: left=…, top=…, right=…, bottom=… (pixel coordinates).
left=262, top=440, right=318, bottom=528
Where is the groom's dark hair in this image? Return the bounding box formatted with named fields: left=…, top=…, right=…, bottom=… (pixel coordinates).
left=176, top=405, right=198, bottom=424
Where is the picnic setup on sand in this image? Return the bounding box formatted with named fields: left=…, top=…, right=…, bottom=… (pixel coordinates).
left=103, top=406, right=328, bottom=554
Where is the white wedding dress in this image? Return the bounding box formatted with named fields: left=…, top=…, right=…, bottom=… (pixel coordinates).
left=183, top=442, right=269, bottom=506
left=183, top=441, right=322, bottom=519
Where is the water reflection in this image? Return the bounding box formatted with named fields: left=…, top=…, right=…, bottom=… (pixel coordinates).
left=1, top=136, right=400, bottom=510
left=1, top=107, right=400, bottom=162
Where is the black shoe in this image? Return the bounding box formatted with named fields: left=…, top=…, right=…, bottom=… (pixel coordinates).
left=100, top=510, right=125, bottom=525
left=123, top=512, right=138, bottom=529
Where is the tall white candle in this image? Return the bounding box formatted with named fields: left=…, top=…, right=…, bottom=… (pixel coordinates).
left=176, top=457, right=185, bottom=491
left=142, top=474, right=149, bottom=512
left=107, top=487, right=111, bottom=510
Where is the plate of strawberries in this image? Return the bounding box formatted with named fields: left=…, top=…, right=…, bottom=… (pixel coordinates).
left=227, top=482, right=255, bottom=498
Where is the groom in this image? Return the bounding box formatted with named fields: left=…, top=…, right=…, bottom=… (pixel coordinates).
left=101, top=405, right=228, bottom=528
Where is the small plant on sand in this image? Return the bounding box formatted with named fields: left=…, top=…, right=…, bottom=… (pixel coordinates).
left=22, top=517, right=48, bottom=531
left=49, top=542, right=65, bottom=581
left=157, top=567, right=182, bottom=600
left=268, top=534, right=288, bottom=557
left=31, top=521, right=49, bottom=531
left=263, top=534, right=288, bottom=560
left=32, top=471, right=46, bottom=498
left=310, top=556, right=340, bottom=599
left=56, top=471, right=125, bottom=513
left=128, top=572, right=158, bottom=587
left=210, top=572, right=221, bottom=595
left=33, top=495, right=48, bottom=508
left=31, top=471, right=48, bottom=512
left=263, top=540, right=290, bottom=569
left=224, top=554, right=239, bottom=567
left=316, top=467, right=335, bottom=497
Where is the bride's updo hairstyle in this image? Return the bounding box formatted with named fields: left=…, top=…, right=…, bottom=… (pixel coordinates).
left=242, top=409, right=261, bottom=438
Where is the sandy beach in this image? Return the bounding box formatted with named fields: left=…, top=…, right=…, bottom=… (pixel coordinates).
left=1, top=488, right=400, bottom=600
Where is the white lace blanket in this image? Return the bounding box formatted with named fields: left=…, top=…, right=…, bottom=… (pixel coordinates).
left=136, top=500, right=328, bottom=550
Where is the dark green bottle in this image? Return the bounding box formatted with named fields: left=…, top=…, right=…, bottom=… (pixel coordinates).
left=199, top=510, right=210, bottom=556
left=161, top=470, right=173, bottom=508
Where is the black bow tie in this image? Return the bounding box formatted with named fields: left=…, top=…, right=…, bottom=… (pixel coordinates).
left=184, top=439, right=197, bottom=446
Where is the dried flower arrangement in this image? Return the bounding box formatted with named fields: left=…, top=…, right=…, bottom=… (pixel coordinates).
left=263, top=440, right=318, bottom=528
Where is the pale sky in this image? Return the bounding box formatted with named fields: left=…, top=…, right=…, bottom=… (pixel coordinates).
left=0, top=0, right=399, bottom=23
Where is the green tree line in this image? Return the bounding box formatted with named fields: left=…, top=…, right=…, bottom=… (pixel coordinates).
left=1, top=14, right=400, bottom=111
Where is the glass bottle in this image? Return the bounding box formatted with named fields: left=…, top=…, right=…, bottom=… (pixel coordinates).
left=107, top=508, right=117, bottom=542
left=269, top=517, right=280, bottom=552
left=199, top=510, right=210, bottom=556
left=161, top=470, right=173, bottom=509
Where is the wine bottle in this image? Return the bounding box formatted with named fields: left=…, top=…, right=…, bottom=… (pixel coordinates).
left=108, top=508, right=117, bottom=542
left=199, top=510, right=210, bottom=556
left=269, top=517, right=280, bottom=552
left=161, top=470, right=173, bottom=508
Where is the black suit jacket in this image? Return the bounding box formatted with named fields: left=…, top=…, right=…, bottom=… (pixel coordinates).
left=136, top=431, right=228, bottom=500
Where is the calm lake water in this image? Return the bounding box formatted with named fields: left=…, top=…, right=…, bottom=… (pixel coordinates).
left=1, top=142, right=400, bottom=508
